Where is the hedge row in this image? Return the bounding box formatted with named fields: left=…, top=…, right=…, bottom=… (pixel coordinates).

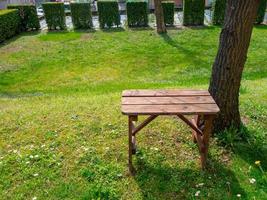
left=126, top=0, right=148, bottom=27
left=212, top=0, right=266, bottom=25
left=42, top=2, right=66, bottom=30
left=0, top=9, right=20, bottom=43
left=70, top=3, right=92, bottom=29
left=212, top=0, right=226, bottom=25
left=7, top=4, right=40, bottom=31
left=256, top=0, right=267, bottom=24
left=162, top=1, right=174, bottom=26
left=183, top=0, right=205, bottom=26
left=97, top=0, right=120, bottom=28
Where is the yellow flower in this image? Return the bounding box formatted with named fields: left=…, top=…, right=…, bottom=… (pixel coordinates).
left=255, top=161, right=261, bottom=166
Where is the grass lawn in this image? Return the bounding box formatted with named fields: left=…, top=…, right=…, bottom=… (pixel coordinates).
left=0, top=26, right=267, bottom=200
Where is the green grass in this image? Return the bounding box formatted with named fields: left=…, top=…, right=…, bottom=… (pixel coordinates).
left=0, top=26, right=267, bottom=199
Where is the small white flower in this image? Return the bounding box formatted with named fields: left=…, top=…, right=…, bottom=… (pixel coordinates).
left=29, top=155, right=34, bottom=159
left=195, top=190, right=200, bottom=197
left=237, top=194, right=241, bottom=198
left=33, top=173, right=39, bottom=177
left=32, top=197, right=37, bottom=200
left=249, top=178, right=256, bottom=184
left=196, top=183, right=204, bottom=187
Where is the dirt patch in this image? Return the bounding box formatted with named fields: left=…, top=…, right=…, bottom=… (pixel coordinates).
left=241, top=116, right=250, bottom=125
left=2, top=45, right=22, bottom=54
left=80, top=33, right=93, bottom=41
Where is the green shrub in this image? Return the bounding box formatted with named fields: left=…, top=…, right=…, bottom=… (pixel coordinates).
left=126, top=0, right=148, bottom=27
left=97, top=0, right=120, bottom=28
left=256, top=0, right=267, bottom=24
left=7, top=4, right=40, bottom=31
left=42, top=3, right=66, bottom=30
left=183, top=0, right=205, bottom=26
left=0, top=9, right=20, bottom=43
left=212, top=0, right=226, bottom=25
left=70, top=3, right=92, bottom=29
left=162, top=1, right=174, bottom=26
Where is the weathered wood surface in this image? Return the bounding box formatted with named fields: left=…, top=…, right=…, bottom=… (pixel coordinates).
left=122, top=89, right=220, bottom=174
left=122, top=89, right=210, bottom=97
left=122, top=90, right=219, bottom=115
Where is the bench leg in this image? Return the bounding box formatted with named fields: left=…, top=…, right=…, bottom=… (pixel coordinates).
left=128, top=116, right=136, bottom=175
left=200, top=115, right=214, bottom=169
left=192, top=115, right=200, bottom=143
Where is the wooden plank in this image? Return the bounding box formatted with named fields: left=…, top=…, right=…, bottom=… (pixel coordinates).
left=122, top=96, right=215, bottom=105
left=122, top=90, right=210, bottom=97
left=122, top=104, right=220, bottom=115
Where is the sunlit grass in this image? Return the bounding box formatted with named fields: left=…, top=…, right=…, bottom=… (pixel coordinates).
left=0, top=26, right=266, bottom=199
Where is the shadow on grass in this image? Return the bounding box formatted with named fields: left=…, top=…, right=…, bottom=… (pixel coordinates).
left=73, top=29, right=97, bottom=33
left=133, top=154, right=246, bottom=199
left=127, top=26, right=154, bottom=31
left=0, top=30, right=41, bottom=48
left=101, top=27, right=125, bottom=33
left=254, top=24, right=267, bottom=30
left=160, top=33, right=210, bottom=68
left=217, top=125, right=267, bottom=170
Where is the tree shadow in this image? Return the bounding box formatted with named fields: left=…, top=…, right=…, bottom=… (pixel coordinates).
left=133, top=154, right=246, bottom=199
left=160, top=33, right=210, bottom=68
left=219, top=125, right=267, bottom=170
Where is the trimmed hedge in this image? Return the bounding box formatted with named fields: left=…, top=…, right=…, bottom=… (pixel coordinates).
left=70, top=2, right=92, bottom=29
left=0, top=9, right=20, bottom=43
left=126, top=0, right=148, bottom=27
left=97, top=0, right=120, bottom=28
left=162, top=1, right=174, bottom=26
left=42, top=3, right=66, bottom=30
left=256, top=0, right=267, bottom=24
left=183, top=0, right=205, bottom=26
left=212, top=0, right=226, bottom=25
left=7, top=4, right=40, bottom=31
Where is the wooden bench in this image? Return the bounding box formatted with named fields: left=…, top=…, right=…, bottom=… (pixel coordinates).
left=121, top=89, right=220, bottom=174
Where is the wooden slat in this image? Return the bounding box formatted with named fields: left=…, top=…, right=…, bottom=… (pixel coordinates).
left=122, top=96, right=215, bottom=105
left=122, top=90, right=210, bottom=97
left=122, top=104, right=220, bottom=115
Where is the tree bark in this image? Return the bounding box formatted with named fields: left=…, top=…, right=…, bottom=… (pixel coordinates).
left=154, top=0, right=166, bottom=33
left=209, top=0, right=260, bottom=132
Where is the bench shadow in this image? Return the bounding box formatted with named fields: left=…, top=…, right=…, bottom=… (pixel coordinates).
left=133, top=153, right=246, bottom=199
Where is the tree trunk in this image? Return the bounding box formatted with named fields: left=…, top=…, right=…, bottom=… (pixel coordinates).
left=209, top=0, right=260, bottom=132
left=154, top=0, right=166, bottom=33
